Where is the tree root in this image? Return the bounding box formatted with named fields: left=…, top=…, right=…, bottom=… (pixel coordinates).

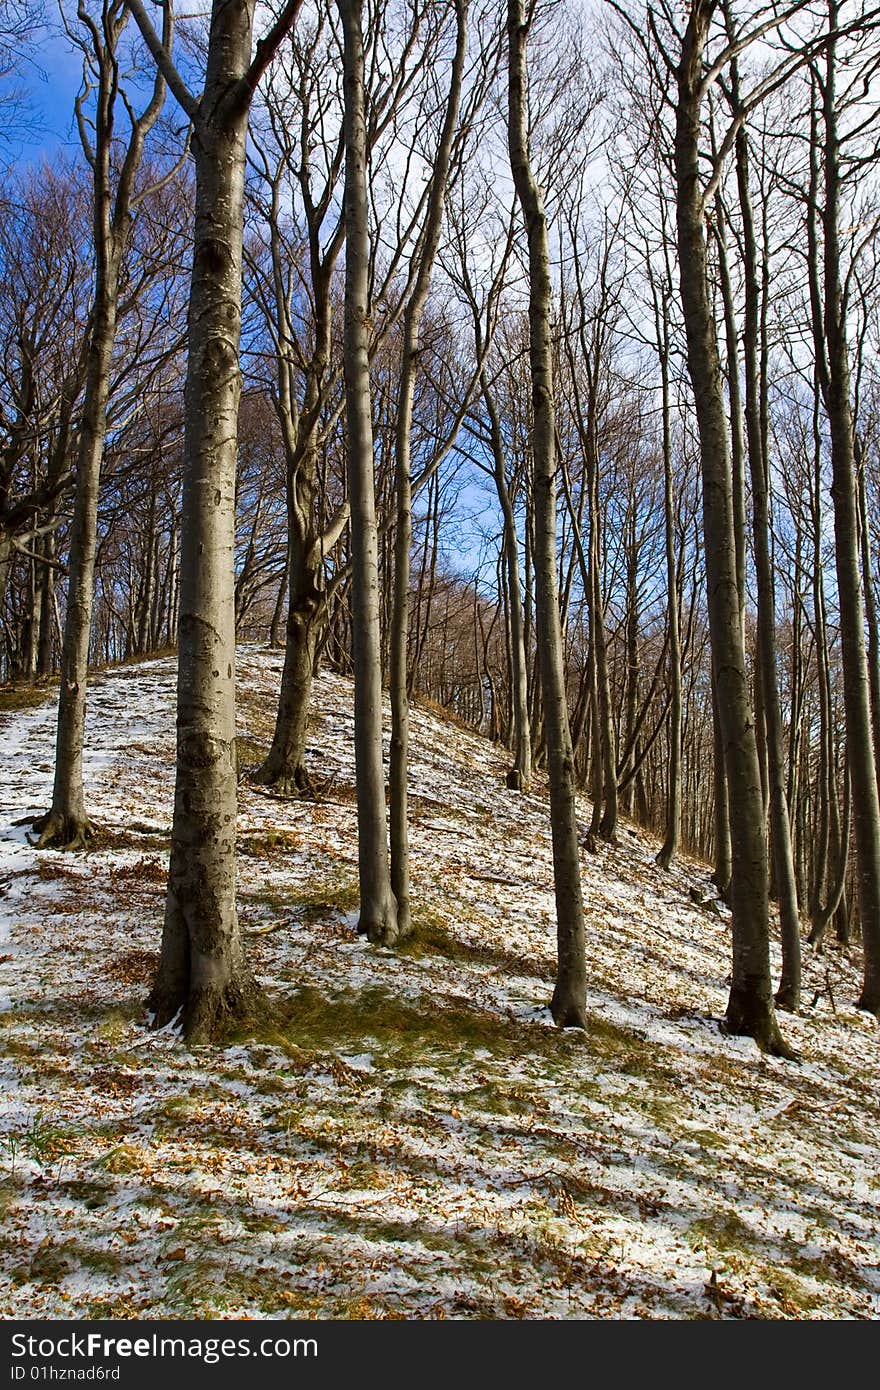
left=359, top=892, right=405, bottom=947
left=774, top=981, right=801, bottom=1013
left=251, top=760, right=335, bottom=801
left=723, top=987, right=799, bottom=1060
left=149, top=971, right=265, bottom=1044
left=505, top=767, right=530, bottom=791
left=550, top=985, right=588, bottom=1030
left=28, top=809, right=94, bottom=851
left=855, top=988, right=880, bottom=1019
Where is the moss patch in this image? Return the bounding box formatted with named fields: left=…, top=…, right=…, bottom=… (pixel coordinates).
left=0, top=683, right=55, bottom=717
left=234, top=981, right=596, bottom=1075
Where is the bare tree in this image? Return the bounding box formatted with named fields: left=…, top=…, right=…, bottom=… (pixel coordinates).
left=127, top=0, right=303, bottom=1040
left=508, top=0, right=587, bottom=1028
left=34, top=0, right=177, bottom=849
left=337, top=0, right=399, bottom=942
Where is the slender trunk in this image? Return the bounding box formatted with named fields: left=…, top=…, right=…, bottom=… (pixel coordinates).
left=810, top=439, right=833, bottom=933
left=655, top=292, right=682, bottom=870
left=255, top=498, right=325, bottom=791
left=856, top=444, right=880, bottom=791
left=811, top=756, right=850, bottom=950
left=37, top=534, right=56, bottom=678
left=590, top=460, right=617, bottom=841
left=817, top=4, right=880, bottom=1012
left=36, top=2, right=170, bottom=848
left=338, top=0, right=398, bottom=943
left=733, top=117, right=801, bottom=1009
left=508, top=0, right=586, bottom=1028
left=621, top=511, right=640, bottom=818
left=268, top=546, right=288, bottom=648
left=674, top=3, right=786, bottom=1053
left=485, top=376, right=532, bottom=787
left=36, top=284, right=119, bottom=848
left=389, top=0, right=467, bottom=940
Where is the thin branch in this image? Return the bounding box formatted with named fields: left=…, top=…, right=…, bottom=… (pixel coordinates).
left=124, top=0, right=199, bottom=121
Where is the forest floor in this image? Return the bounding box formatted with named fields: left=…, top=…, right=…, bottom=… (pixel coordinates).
left=0, top=646, right=878, bottom=1320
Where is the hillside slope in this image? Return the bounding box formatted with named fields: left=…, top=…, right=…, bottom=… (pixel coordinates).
left=0, top=646, right=878, bottom=1318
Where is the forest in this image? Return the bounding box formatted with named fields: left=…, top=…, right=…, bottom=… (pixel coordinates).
left=0, top=0, right=879, bottom=1321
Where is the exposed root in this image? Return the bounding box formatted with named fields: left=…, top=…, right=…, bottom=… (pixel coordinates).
left=365, top=918, right=403, bottom=947
left=29, top=808, right=94, bottom=851
left=251, top=759, right=335, bottom=801
left=360, top=894, right=402, bottom=947
left=724, top=987, right=800, bottom=1060
left=149, top=971, right=265, bottom=1044
left=774, top=981, right=801, bottom=1013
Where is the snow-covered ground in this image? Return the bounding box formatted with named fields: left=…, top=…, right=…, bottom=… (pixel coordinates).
left=0, top=646, right=877, bottom=1319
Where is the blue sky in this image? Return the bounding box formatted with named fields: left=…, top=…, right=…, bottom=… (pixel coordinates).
left=7, top=20, right=84, bottom=168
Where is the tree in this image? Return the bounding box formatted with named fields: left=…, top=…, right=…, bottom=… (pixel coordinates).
left=35, top=0, right=177, bottom=849
left=807, top=0, right=880, bottom=1013
left=337, top=0, right=399, bottom=942
left=721, top=47, right=801, bottom=1007
left=389, top=0, right=468, bottom=941
left=245, top=16, right=349, bottom=794
left=508, top=0, right=587, bottom=1028
left=0, top=161, right=91, bottom=667
left=127, top=0, right=303, bottom=1040
left=666, top=0, right=791, bottom=1051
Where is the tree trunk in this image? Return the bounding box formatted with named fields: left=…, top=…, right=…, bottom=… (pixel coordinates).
left=36, top=281, right=119, bottom=848
left=484, top=374, right=532, bottom=788
left=654, top=283, right=682, bottom=870
left=674, top=1, right=786, bottom=1053
left=733, top=116, right=801, bottom=1010
left=856, top=443, right=880, bottom=794
left=147, top=0, right=269, bottom=1041
left=508, top=0, right=586, bottom=1028
left=254, top=499, right=325, bottom=793
left=389, top=0, right=467, bottom=941
left=338, top=0, right=398, bottom=944
left=34, top=1, right=169, bottom=848
left=816, top=4, right=880, bottom=1013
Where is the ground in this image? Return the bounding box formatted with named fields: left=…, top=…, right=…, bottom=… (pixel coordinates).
left=0, top=646, right=878, bottom=1319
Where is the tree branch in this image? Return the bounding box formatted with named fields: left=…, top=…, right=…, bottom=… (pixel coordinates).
left=124, top=0, right=199, bottom=121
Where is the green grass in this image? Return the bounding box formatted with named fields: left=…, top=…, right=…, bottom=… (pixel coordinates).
left=231, top=981, right=609, bottom=1082
left=398, top=912, right=552, bottom=983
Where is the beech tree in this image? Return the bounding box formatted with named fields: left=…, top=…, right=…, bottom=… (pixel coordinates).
left=127, top=0, right=304, bottom=1040
left=807, top=1, right=880, bottom=1013
left=337, top=0, right=399, bottom=942
left=34, top=0, right=177, bottom=849
left=0, top=163, right=91, bottom=671
left=508, top=0, right=587, bottom=1028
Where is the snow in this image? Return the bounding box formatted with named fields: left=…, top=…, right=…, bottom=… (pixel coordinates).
left=0, top=645, right=878, bottom=1319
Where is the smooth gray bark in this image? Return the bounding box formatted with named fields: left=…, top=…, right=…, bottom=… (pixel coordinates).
left=508, top=0, right=587, bottom=1028
left=129, top=0, right=303, bottom=1040
left=389, top=0, right=467, bottom=942
left=815, top=3, right=880, bottom=1013
left=338, top=0, right=398, bottom=944
left=654, top=279, right=682, bottom=870
left=731, top=112, right=801, bottom=1010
